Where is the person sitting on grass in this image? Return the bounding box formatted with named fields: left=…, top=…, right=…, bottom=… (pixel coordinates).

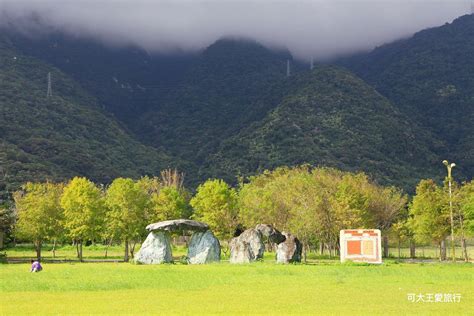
left=30, top=259, right=43, bottom=272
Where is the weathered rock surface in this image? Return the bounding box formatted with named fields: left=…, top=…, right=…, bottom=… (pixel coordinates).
left=146, top=219, right=209, bottom=233
left=229, top=238, right=253, bottom=263
left=187, top=230, right=221, bottom=264
left=229, top=228, right=264, bottom=263
left=276, top=232, right=302, bottom=264
left=135, top=231, right=172, bottom=264
left=255, top=224, right=286, bottom=244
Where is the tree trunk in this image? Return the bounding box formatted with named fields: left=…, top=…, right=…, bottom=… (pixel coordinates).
left=52, top=239, right=57, bottom=258
left=105, top=238, right=112, bottom=259
left=319, top=242, right=324, bottom=256
left=130, top=241, right=137, bottom=259
left=461, top=238, right=469, bottom=262
left=383, top=236, right=389, bottom=258
left=124, top=239, right=129, bottom=262
left=440, top=240, right=447, bottom=261
left=303, top=243, right=307, bottom=263
left=397, top=238, right=401, bottom=259
left=78, top=242, right=83, bottom=262
left=0, top=231, right=4, bottom=249
left=76, top=242, right=80, bottom=259
left=409, top=240, right=416, bottom=259
left=35, top=240, right=42, bottom=260
left=458, top=215, right=469, bottom=262
left=457, top=207, right=468, bottom=262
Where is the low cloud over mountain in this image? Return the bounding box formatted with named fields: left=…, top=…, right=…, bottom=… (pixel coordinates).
left=0, top=0, right=470, bottom=60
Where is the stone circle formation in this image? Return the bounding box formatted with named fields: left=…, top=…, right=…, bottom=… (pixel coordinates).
left=135, top=219, right=302, bottom=264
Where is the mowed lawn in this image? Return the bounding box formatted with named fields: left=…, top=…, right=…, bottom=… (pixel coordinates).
left=1, top=262, right=472, bottom=315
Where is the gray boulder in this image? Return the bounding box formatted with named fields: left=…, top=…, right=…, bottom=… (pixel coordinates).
left=146, top=219, right=209, bottom=233
left=229, top=238, right=253, bottom=264
left=187, top=230, right=221, bottom=264
left=135, top=231, right=172, bottom=264
left=229, top=228, right=264, bottom=263
left=255, top=224, right=286, bottom=244
left=276, top=232, right=302, bottom=264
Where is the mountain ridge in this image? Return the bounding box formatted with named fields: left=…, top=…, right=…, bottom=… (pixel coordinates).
left=339, top=14, right=474, bottom=180
left=0, top=35, right=173, bottom=192
left=1, top=16, right=473, bottom=192
left=205, top=65, right=442, bottom=190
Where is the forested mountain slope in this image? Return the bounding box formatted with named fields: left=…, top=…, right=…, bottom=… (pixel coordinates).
left=136, top=39, right=295, bottom=163
left=8, top=32, right=196, bottom=123
left=206, top=66, right=442, bottom=190
left=0, top=35, right=172, bottom=193
left=340, top=14, right=474, bottom=180
left=3, top=22, right=470, bottom=191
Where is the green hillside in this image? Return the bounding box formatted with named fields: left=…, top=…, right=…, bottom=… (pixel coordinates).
left=3, top=26, right=469, bottom=192
left=340, top=14, right=474, bottom=180
left=134, top=39, right=295, bottom=180
left=206, top=66, right=442, bottom=190
left=0, top=35, right=172, bottom=193
left=8, top=33, right=196, bottom=123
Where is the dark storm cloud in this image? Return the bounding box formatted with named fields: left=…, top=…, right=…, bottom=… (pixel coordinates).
left=0, top=0, right=471, bottom=60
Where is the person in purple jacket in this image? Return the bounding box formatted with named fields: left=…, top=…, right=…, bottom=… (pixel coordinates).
left=30, top=259, right=43, bottom=272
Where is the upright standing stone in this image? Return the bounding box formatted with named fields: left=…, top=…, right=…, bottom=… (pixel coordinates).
left=229, top=228, right=264, bottom=263
left=135, top=231, right=172, bottom=264
left=276, top=232, right=302, bottom=264
left=229, top=238, right=252, bottom=263
left=255, top=224, right=286, bottom=244
left=187, top=230, right=221, bottom=264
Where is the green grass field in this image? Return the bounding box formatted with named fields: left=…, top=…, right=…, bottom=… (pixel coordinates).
left=1, top=261, right=472, bottom=315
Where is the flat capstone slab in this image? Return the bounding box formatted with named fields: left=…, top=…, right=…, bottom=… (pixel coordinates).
left=146, top=219, right=209, bottom=233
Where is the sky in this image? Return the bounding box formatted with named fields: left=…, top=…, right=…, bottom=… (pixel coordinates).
left=0, top=0, right=471, bottom=60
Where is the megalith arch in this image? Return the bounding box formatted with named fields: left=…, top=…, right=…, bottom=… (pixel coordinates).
left=135, top=219, right=221, bottom=264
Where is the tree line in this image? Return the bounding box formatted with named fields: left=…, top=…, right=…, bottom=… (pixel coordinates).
left=2, top=166, right=473, bottom=262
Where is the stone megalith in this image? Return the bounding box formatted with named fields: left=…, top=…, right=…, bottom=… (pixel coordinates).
left=229, top=228, right=264, bottom=263
left=276, top=232, right=303, bottom=264
left=137, top=219, right=221, bottom=264
left=255, top=224, right=286, bottom=244
left=135, top=231, right=172, bottom=264
left=229, top=238, right=253, bottom=263
left=187, top=230, right=221, bottom=264
left=146, top=219, right=209, bottom=233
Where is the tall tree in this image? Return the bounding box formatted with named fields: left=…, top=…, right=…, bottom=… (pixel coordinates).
left=367, top=185, right=407, bottom=257
left=0, top=205, right=15, bottom=249
left=390, top=218, right=415, bottom=259
left=191, top=179, right=239, bottom=240
left=238, top=167, right=294, bottom=229
left=136, top=176, right=161, bottom=196
left=457, top=180, right=473, bottom=261
left=14, top=182, right=64, bottom=259
left=285, top=170, right=321, bottom=262
left=150, top=186, right=192, bottom=222
left=61, top=177, right=104, bottom=261
left=409, top=179, right=450, bottom=261
left=105, top=178, right=150, bottom=262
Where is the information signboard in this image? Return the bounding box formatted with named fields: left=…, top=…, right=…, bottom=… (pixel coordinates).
left=340, top=229, right=382, bottom=264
